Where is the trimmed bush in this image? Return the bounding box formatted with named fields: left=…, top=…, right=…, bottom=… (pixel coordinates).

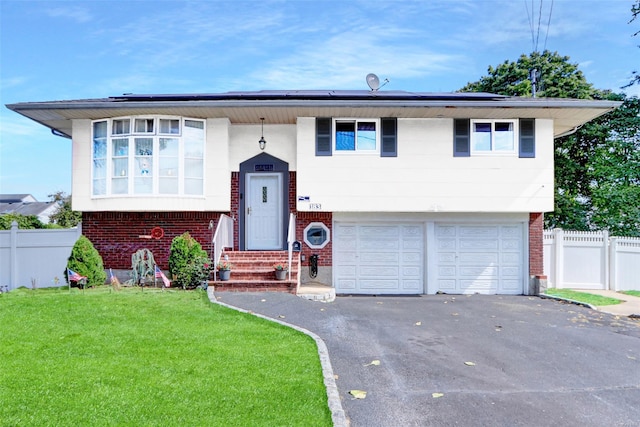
left=168, top=232, right=211, bottom=289
left=65, top=235, right=106, bottom=287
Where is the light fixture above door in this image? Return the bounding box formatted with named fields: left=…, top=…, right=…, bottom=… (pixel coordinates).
left=258, top=118, right=266, bottom=150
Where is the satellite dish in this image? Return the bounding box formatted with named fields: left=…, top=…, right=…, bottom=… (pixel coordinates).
left=366, top=73, right=380, bottom=91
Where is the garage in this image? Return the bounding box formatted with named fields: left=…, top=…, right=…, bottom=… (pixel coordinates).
left=433, top=223, right=525, bottom=295
left=334, top=223, right=424, bottom=294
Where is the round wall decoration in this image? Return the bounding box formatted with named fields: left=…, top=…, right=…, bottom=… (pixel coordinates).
left=151, top=227, right=164, bottom=239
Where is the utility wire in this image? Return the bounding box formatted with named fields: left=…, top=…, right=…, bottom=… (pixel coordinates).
left=525, top=0, right=535, bottom=52
left=543, top=0, right=554, bottom=51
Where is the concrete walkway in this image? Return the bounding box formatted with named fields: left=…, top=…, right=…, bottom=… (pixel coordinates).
left=569, top=289, right=640, bottom=317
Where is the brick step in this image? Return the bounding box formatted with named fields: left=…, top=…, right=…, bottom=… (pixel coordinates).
left=222, top=270, right=297, bottom=281
left=210, top=279, right=297, bottom=293
left=212, top=250, right=300, bottom=293
left=221, top=250, right=290, bottom=260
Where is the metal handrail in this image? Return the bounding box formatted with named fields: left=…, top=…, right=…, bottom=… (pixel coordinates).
left=211, top=214, right=234, bottom=280
left=287, top=213, right=296, bottom=280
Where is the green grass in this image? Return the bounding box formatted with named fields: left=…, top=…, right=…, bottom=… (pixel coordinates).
left=621, top=290, right=640, bottom=298
left=0, top=287, right=332, bottom=426
left=544, top=288, right=622, bottom=306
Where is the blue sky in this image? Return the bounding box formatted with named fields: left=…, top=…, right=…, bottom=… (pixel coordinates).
left=1, top=0, right=638, bottom=202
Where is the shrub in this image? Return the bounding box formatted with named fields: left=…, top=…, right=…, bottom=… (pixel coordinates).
left=65, top=235, right=106, bottom=287
left=168, top=232, right=211, bottom=289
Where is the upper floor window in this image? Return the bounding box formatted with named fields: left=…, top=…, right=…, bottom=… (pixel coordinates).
left=334, top=119, right=379, bottom=153
left=454, top=118, right=535, bottom=158
left=471, top=120, right=516, bottom=154
left=316, top=117, right=396, bottom=157
left=92, top=116, right=205, bottom=197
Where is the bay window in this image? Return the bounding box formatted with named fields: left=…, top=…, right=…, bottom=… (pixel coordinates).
left=92, top=116, right=205, bottom=197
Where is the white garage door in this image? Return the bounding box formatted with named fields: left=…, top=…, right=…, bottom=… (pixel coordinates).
left=435, top=224, right=524, bottom=295
left=334, top=223, right=424, bottom=294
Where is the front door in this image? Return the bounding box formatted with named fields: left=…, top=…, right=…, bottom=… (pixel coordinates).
left=246, top=173, right=283, bottom=249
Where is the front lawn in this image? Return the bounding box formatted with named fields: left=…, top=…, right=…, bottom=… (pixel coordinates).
left=0, top=287, right=332, bottom=426
left=544, top=288, right=622, bottom=306
left=621, top=290, right=640, bottom=298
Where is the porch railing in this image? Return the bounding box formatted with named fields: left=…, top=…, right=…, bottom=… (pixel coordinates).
left=211, top=214, right=234, bottom=280
left=287, top=213, right=296, bottom=280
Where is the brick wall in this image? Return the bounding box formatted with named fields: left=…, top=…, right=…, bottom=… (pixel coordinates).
left=528, top=212, right=544, bottom=276
left=296, top=212, right=333, bottom=267
left=82, top=211, right=223, bottom=269
left=231, top=171, right=240, bottom=249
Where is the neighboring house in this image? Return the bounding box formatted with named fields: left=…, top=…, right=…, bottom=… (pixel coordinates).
left=6, top=90, right=620, bottom=295
left=0, top=194, right=58, bottom=224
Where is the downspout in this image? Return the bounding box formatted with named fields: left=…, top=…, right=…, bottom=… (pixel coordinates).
left=554, top=125, right=582, bottom=139
left=51, top=128, right=71, bottom=139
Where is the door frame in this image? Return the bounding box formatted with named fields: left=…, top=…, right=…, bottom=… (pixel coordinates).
left=246, top=172, right=283, bottom=249
left=238, top=153, right=290, bottom=250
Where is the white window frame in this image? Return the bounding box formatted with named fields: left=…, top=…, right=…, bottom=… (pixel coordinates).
left=470, top=119, right=518, bottom=155
left=304, top=222, right=331, bottom=249
left=133, top=118, right=155, bottom=135
left=91, top=116, right=205, bottom=198
left=333, top=118, right=380, bottom=154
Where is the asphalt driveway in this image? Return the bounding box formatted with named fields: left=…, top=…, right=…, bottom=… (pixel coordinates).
left=214, top=292, right=640, bottom=427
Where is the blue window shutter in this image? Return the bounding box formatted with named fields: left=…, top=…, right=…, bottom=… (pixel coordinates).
left=316, top=118, right=332, bottom=156
left=454, top=119, right=470, bottom=157
left=381, top=118, right=397, bottom=157
left=519, top=118, right=535, bottom=158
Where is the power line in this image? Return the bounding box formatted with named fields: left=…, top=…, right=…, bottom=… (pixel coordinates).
left=543, top=0, right=554, bottom=52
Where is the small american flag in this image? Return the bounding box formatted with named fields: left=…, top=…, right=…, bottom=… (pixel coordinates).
left=155, top=265, right=171, bottom=288
left=67, top=268, right=86, bottom=282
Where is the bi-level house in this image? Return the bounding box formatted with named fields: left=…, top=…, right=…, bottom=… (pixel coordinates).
left=7, top=90, right=619, bottom=295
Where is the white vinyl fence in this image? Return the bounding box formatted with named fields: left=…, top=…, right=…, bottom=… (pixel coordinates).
left=544, top=229, right=640, bottom=291
left=0, top=221, right=82, bottom=290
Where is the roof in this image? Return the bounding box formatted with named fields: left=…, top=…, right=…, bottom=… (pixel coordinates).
left=0, top=201, right=57, bottom=223
left=6, top=90, right=621, bottom=139
left=0, top=194, right=37, bottom=203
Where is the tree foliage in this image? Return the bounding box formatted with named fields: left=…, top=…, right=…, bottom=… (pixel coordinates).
left=48, top=191, right=82, bottom=228
left=460, top=50, right=595, bottom=99
left=461, top=51, right=640, bottom=236
left=547, top=93, right=640, bottom=236
left=0, top=213, right=46, bottom=230
left=624, top=0, right=640, bottom=88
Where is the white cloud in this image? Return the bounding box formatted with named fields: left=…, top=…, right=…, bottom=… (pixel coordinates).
left=0, top=116, right=41, bottom=138
left=0, top=76, right=28, bottom=91
left=45, top=6, right=93, bottom=23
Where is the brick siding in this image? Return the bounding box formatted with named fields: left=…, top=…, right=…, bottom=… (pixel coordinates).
left=528, top=212, right=544, bottom=276
left=82, top=211, right=224, bottom=269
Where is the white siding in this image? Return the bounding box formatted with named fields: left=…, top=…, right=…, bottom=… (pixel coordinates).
left=296, top=117, right=554, bottom=213
left=228, top=124, right=297, bottom=170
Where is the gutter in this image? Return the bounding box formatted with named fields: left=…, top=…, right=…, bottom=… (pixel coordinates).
left=6, top=98, right=623, bottom=111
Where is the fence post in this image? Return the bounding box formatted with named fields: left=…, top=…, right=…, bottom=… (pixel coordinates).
left=609, top=237, right=618, bottom=291
left=554, top=228, right=564, bottom=288
left=603, top=230, right=610, bottom=290
left=10, top=221, right=18, bottom=290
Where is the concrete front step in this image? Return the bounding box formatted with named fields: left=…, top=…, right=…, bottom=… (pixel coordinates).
left=297, top=283, right=336, bottom=302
